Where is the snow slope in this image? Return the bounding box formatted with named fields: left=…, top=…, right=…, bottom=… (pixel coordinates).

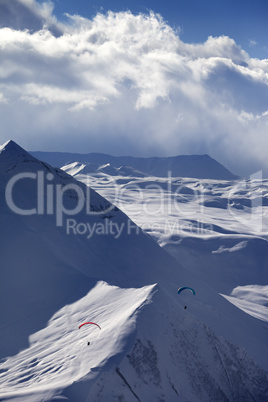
left=0, top=281, right=156, bottom=401
left=0, top=140, right=267, bottom=401
left=0, top=141, right=173, bottom=358
left=220, top=285, right=268, bottom=322
left=89, top=290, right=268, bottom=402
left=68, top=163, right=268, bottom=355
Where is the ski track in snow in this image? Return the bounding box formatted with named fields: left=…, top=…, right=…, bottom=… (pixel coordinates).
left=0, top=282, right=156, bottom=400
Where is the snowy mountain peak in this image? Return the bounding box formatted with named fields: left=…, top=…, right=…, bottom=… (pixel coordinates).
left=0, top=139, right=40, bottom=173
left=0, top=140, right=115, bottom=223
left=0, top=139, right=31, bottom=158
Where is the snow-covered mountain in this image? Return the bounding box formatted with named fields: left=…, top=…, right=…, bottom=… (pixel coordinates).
left=0, top=140, right=267, bottom=401
left=60, top=161, right=148, bottom=178
left=75, top=166, right=268, bottom=323
left=31, top=151, right=239, bottom=180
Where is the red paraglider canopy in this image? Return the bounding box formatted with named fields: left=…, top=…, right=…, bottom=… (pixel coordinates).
left=79, top=322, right=101, bottom=330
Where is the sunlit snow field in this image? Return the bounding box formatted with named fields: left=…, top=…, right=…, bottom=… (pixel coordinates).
left=76, top=174, right=268, bottom=239
left=69, top=167, right=268, bottom=323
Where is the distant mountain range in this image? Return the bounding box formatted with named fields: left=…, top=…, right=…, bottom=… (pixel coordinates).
left=31, top=151, right=239, bottom=180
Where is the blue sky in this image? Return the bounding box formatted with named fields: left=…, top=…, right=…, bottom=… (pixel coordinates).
left=0, top=0, right=268, bottom=177
left=52, top=0, right=268, bottom=59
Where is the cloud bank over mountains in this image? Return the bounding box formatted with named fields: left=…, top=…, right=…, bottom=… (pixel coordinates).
left=1, top=0, right=268, bottom=176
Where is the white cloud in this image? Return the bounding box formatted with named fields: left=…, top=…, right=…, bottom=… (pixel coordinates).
left=0, top=92, right=7, bottom=103
left=0, top=0, right=63, bottom=35
left=249, top=39, right=257, bottom=47
left=0, top=1, right=268, bottom=176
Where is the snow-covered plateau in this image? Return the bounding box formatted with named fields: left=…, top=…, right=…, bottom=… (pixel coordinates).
left=0, top=140, right=267, bottom=401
